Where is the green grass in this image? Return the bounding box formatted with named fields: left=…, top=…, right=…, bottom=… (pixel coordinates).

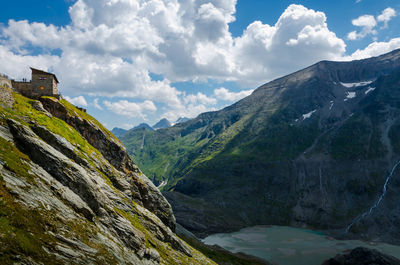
left=121, top=102, right=321, bottom=191
left=0, top=137, right=36, bottom=184
left=0, top=179, right=60, bottom=264
left=0, top=93, right=124, bottom=191
left=0, top=91, right=217, bottom=264
left=4, top=93, right=103, bottom=162
left=60, top=99, right=120, bottom=144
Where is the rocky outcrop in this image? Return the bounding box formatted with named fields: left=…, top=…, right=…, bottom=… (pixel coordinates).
left=39, top=97, right=139, bottom=172
left=322, top=247, right=400, bottom=265
left=0, top=89, right=215, bottom=264
left=6, top=118, right=193, bottom=258
left=39, top=97, right=176, bottom=231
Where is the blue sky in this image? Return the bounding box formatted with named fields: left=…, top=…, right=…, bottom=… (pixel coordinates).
left=1, top=0, right=400, bottom=129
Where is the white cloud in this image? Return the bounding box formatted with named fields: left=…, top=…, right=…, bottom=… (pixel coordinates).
left=161, top=104, right=218, bottom=123
left=184, top=92, right=217, bottom=105
left=347, top=31, right=358, bottom=41
left=93, top=98, right=102, bottom=110
left=230, top=5, right=345, bottom=85
left=121, top=123, right=134, bottom=130
left=214, top=87, right=254, bottom=102
left=348, top=38, right=400, bottom=60
left=104, top=100, right=157, bottom=118
left=64, top=95, right=88, bottom=107
left=377, top=8, right=396, bottom=28
left=347, top=15, right=377, bottom=40
left=353, top=15, right=377, bottom=28
left=0, top=46, right=60, bottom=80
left=0, top=2, right=346, bottom=90
left=2, top=1, right=397, bottom=124
left=347, top=7, right=396, bottom=40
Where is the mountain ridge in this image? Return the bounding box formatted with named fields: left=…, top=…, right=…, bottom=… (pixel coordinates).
left=153, top=118, right=172, bottom=130
left=0, top=87, right=217, bottom=264
left=120, top=48, right=400, bottom=244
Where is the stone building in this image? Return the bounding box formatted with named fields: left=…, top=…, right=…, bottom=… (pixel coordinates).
left=12, top=68, right=60, bottom=98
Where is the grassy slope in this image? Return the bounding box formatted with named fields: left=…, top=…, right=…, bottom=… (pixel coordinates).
left=0, top=89, right=218, bottom=264
left=120, top=67, right=399, bottom=194
left=121, top=87, right=322, bottom=191
left=0, top=91, right=121, bottom=263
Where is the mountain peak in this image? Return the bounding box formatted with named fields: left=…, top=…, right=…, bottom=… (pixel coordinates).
left=120, top=48, right=400, bottom=244
left=153, top=118, right=172, bottom=130
left=134, top=123, right=154, bottom=131
left=175, top=117, right=191, bottom=124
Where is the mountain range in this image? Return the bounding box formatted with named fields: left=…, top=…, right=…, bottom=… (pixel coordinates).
left=112, top=117, right=192, bottom=138
left=2, top=49, right=400, bottom=264
left=119, top=49, right=400, bottom=244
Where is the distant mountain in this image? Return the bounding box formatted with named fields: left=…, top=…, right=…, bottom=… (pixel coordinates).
left=153, top=118, right=171, bottom=130
left=175, top=117, right=191, bottom=124
left=120, top=49, right=400, bottom=244
left=111, top=127, right=128, bottom=138
left=134, top=123, right=154, bottom=131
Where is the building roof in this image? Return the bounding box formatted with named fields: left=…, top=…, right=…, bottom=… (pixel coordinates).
left=30, top=67, right=59, bottom=83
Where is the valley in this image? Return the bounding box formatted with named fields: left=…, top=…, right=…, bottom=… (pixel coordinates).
left=3, top=1, right=400, bottom=264
left=120, top=49, right=400, bottom=245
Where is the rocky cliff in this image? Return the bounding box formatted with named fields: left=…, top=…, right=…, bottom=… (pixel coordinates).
left=0, top=87, right=215, bottom=264
left=120, top=49, right=400, bottom=244
left=322, top=247, right=400, bottom=265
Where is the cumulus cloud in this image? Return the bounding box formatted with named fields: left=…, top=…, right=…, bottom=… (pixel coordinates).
left=64, top=95, right=88, bottom=106
left=347, top=15, right=377, bottom=40
left=104, top=100, right=157, bottom=118
left=2, top=1, right=395, bottom=124
left=0, top=46, right=60, bottom=80
left=347, top=7, right=396, bottom=40
left=184, top=92, right=217, bottom=105
left=214, top=87, right=254, bottom=102
left=348, top=37, right=400, bottom=60
left=377, top=8, right=396, bottom=28
left=231, top=5, right=345, bottom=85
left=0, top=2, right=347, bottom=89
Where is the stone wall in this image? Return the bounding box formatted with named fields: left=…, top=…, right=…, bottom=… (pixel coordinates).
left=12, top=81, right=32, bottom=97
left=0, top=76, right=12, bottom=88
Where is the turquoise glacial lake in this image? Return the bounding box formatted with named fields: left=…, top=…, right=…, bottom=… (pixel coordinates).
left=202, top=226, right=400, bottom=265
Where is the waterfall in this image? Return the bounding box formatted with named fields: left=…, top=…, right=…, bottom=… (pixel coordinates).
left=345, top=160, right=400, bottom=233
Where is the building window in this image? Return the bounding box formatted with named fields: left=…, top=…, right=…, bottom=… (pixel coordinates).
left=39, top=77, right=47, bottom=80
left=40, top=86, right=45, bottom=90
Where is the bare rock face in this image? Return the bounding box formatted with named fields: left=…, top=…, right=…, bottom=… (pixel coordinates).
left=322, top=247, right=400, bottom=265
left=39, top=97, right=135, bottom=171
left=0, top=90, right=215, bottom=264
left=39, top=97, right=176, bottom=231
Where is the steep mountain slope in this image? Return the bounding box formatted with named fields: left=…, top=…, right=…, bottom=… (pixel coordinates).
left=175, top=117, right=191, bottom=125
left=120, top=49, right=400, bottom=243
left=0, top=87, right=216, bottom=264
left=135, top=123, right=154, bottom=131
left=153, top=119, right=171, bottom=130
left=111, top=127, right=128, bottom=138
